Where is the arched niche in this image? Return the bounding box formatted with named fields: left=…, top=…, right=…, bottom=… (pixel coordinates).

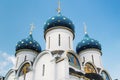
left=18, top=62, right=31, bottom=77
left=84, top=63, right=97, bottom=73
left=67, top=52, right=81, bottom=69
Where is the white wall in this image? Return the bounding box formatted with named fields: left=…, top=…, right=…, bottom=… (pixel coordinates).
left=56, top=57, right=69, bottom=80
left=33, top=51, right=72, bottom=80
left=18, top=71, right=32, bottom=80
left=33, top=52, right=55, bottom=80
left=45, top=28, right=74, bottom=51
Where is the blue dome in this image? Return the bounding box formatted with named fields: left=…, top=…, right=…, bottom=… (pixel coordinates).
left=76, top=34, right=101, bottom=53
left=44, top=13, right=75, bottom=33
left=16, top=34, right=41, bottom=53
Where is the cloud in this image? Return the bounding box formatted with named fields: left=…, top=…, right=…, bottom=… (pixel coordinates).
left=0, top=51, right=16, bottom=76
left=2, top=52, right=16, bottom=65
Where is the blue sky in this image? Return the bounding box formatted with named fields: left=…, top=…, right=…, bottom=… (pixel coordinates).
left=0, top=0, right=120, bottom=79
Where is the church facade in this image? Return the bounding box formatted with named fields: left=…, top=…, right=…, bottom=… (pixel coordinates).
left=1, top=2, right=112, bottom=80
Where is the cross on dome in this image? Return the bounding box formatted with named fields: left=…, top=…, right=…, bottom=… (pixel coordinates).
left=83, top=22, right=87, bottom=34
left=30, top=23, right=35, bottom=35
left=57, top=0, right=61, bottom=14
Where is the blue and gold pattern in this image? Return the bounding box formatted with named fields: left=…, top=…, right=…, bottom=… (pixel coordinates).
left=76, top=34, right=101, bottom=53
left=16, top=34, right=41, bottom=53
left=44, top=13, right=75, bottom=33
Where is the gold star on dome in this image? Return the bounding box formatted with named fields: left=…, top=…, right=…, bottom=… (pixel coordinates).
left=82, top=41, right=85, bottom=43
left=63, top=17, right=66, bottom=20
left=52, top=17, right=55, bottom=20
left=21, top=41, right=24, bottom=44
left=30, top=41, right=32, bottom=44
left=91, top=40, right=94, bottom=42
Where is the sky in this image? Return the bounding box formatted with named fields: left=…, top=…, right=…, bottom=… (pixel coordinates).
left=0, top=0, right=120, bottom=79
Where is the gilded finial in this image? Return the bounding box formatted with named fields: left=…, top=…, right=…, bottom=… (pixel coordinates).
left=57, top=0, right=61, bottom=14
left=83, top=22, right=87, bottom=34
left=30, top=23, right=35, bottom=35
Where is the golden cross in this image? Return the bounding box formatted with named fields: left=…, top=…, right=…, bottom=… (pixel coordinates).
left=30, top=23, right=35, bottom=34
left=57, top=0, right=61, bottom=14
left=83, top=22, right=87, bottom=34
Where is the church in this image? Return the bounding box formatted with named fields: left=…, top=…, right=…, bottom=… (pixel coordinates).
left=0, top=1, right=112, bottom=80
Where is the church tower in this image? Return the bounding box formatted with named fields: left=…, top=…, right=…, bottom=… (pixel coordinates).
left=14, top=24, right=41, bottom=80
left=44, top=0, right=75, bottom=51
left=76, top=24, right=111, bottom=80
left=15, top=24, right=41, bottom=69
left=76, top=23, right=103, bottom=69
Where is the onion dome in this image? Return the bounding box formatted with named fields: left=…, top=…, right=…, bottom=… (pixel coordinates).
left=44, top=13, right=75, bottom=33
left=76, top=34, right=101, bottom=53
left=16, top=34, right=41, bottom=53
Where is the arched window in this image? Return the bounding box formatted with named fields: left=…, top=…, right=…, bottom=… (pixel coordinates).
left=67, top=52, right=80, bottom=69
left=42, top=64, right=45, bottom=76
left=84, top=63, right=96, bottom=73
left=58, top=34, right=61, bottom=46
left=92, top=55, right=94, bottom=64
left=69, top=36, right=71, bottom=49
left=48, top=36, right=50, bottom=49
left=101, top=71, right=110, bottom=80
left=19, top=63, right=30, bottom=76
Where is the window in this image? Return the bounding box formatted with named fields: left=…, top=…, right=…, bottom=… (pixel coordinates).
left=92, top=55, right=94, bottom=64
left=69, top=36, right=71, bottom=49
left=58, top=34, right=61, bottom=46
left=82, top=57, right=85, bottom=66
left=42, top=64, right=45, bottom=76
left=48, top=37, right=50, bottom=49
left=83, top=57, right=85, bottom=62
left=24, top=55, right=27, bottom=61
